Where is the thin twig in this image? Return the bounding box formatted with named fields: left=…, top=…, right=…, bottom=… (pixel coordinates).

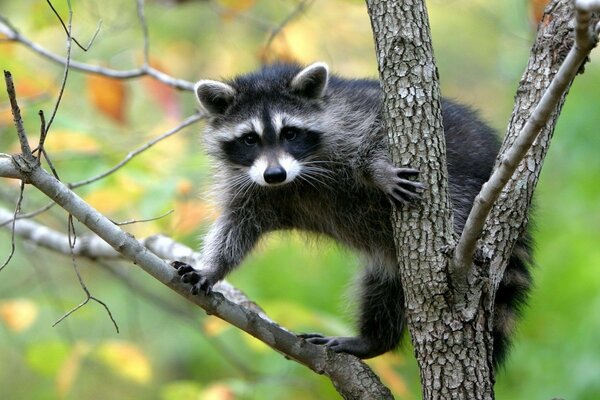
left=0, top=201, right=56, bottom=228
left=44, top=0, right=74, bottom=138
left=264, top=0, right=312, bottom=52
left=4, top=71, right=33, bottom=158
left=136, top=0, right=150, bottom=66
left=54, top=214, right=120, bottom=332
left=0, top=17, right=194, bottom=91
left=0, top=181, right=24, bottom=272
left=45, top=0, right=101, bottom=51
left=113, top=209, right=174, bottom=226
left=68, top=113, right=204, bottom=189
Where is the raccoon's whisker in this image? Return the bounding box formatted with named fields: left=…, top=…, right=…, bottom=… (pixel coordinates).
left=297, top=173, right=319, bottom=190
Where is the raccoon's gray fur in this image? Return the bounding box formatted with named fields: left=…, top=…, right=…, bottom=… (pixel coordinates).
left=173, top=62, right=533, bottom=366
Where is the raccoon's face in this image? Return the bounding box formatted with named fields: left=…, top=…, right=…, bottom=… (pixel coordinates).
left=194, top=62, right=329, bottom=188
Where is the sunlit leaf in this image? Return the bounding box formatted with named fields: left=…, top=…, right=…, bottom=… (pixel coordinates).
left=172, top=200, right=217, bottom=235
left=258, top=30, right=298, bottom=64
left=530, top=0, right=551, bottom=25
left=160, top=381, right=203, bottom=400
left=368, top=354, right=411, bottom=399
left=56, top=342, right=91, bottom=398
left=177, top=178, right=194, bottom=197
left=44, top=129, right=101, bottom=154
left=217, top=0, right=255, bottom=12
left=83, top=175, right=144, bottom=214
left=217, top=0, right=255, bottom=21
left=0, top=298, right=39, bottom=332
left=201, top=383, right=235, bottom=400
left=95, top=341, right=152, bottom=384
left=203, top=317, right=230, bottom=337
left=26, top=341, right=70, bottom=377
left=87, top=74, right=128, bottom=125
left=144, top=59, right=182, bottom=120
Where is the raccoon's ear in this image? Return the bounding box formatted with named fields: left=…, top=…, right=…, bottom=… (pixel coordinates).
left=194, top=80, right=236, bottom=115
left=290, top=62, right=329, bottom=99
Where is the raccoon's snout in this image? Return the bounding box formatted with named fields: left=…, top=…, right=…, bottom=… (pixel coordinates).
left=264, top=165, right=287, bottom=184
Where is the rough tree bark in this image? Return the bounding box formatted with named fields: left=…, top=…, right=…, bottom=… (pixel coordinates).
left=366, top=1, right=493, bottom=399
left=366, top=0, right=598, bottom=399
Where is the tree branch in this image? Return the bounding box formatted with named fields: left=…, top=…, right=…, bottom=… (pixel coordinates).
left=453, top=0, right=600, bottom=296
left=0, top=17, right=194, bottom=91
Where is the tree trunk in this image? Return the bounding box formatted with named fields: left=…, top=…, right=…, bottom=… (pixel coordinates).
left=366, top=1, right=494, bottom=399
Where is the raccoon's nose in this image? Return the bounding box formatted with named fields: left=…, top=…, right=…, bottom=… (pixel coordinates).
left=264, top=166, right=287, bottom=184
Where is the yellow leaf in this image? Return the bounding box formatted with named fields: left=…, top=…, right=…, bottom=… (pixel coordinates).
left=87, top=74, right=128, bottom=125
left=44, top=129, right=100, bottom=154
left=217, top=0, right=255, bottom=12
left=0, top=298, right=38, bottom=332
left=172, top=200, right=217, bottom=235
left=203, top=317, right=229, bottom=337
left=368, top=354, right=411, bottom=398
left=56, top=342, right=90, bottom=398
left=177, top=178, right=194, bottom=197
left=201, top=383, right=235, bottom=400
left=96, top=341, right=152, bottom=384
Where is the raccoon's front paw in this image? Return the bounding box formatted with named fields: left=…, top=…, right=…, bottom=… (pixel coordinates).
left=383, top=166, right=426, bottom=206
left=171, top=261, right=214, bottom=295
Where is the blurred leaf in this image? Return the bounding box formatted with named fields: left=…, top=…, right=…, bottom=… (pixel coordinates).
left=172, top=200, right=216, bottom=235
left=217, top=0, right=255, bottom=21
left=201, top=383, right=235, bottom=400
left=87, top=74, right=128, bottom=125
left=258, top=31, right=298, bottom=65
left=144, top=59, right=182, bottom=120
left=217, top=0, right=255, bottom=12
left=203, top=317, right=230, bottom=337
left=45, top=129, right=101, bottom=154
left=83, top=174, right=145, bottom=214
left=368, top=354, right=411, bottom=399
left=160, top=381, right=203, bottom=400
left=0, top=298, right=39, bottom=332
left=26, top=340, right=70, bottom=377
left=56, top=342, right=91, bottom=398
left=177, top=178, right=194, bottom=197
left=530, top=0, right=550, bottom=25
left=95, top=341, right=153, bottom=384
left=240, top=331, right=269, bottom=353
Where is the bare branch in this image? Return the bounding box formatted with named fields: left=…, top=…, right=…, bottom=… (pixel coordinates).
left=113, top=209, right=174, bottom=226
left=68, top=113, right=204, bottom=189
left=0, top=17, right=194, bottom=91
left=53, top=214, right=120, bottom=332
left=136, top=0, right=150, bottom=66
left=0, top=181, right=24, bottom=272
left=264, top=0, right=312, bottom=52
left=45, top=0, right=102, bottom=52
left=453, top=0, right=600, bottom=286
left=4, top=71, right=33, bottom=159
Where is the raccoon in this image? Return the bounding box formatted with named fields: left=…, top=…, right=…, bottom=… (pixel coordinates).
left=173, top=62, right=533, bottom=366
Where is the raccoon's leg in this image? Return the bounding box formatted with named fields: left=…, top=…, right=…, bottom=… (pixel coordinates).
left=172, top=213, right=262, bottom=295
left=492, top=234, right=533, bottom=366
left=301, top=264, right=406, bottom=359
left=367, top=159, right=425, bottom=206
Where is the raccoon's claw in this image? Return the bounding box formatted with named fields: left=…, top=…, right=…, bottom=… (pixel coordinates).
left=171, top=261, right=214, bottom=295
left=388, top=167, right=426, bottom=206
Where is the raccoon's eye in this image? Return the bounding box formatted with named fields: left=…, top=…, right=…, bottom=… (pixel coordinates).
left=241, top=132, right=259, bottom=146
left=281, top=126, right=301, bottom=141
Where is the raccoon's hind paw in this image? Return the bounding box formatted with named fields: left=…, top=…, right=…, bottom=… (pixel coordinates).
left=382, top=166, right=426, bottom=206
left=171, top=261, right=214, bottom=295
left=299, top=333, right=384, bottom=359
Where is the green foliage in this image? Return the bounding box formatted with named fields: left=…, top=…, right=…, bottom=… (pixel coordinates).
left=1, top=0, right=599, bottom=399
